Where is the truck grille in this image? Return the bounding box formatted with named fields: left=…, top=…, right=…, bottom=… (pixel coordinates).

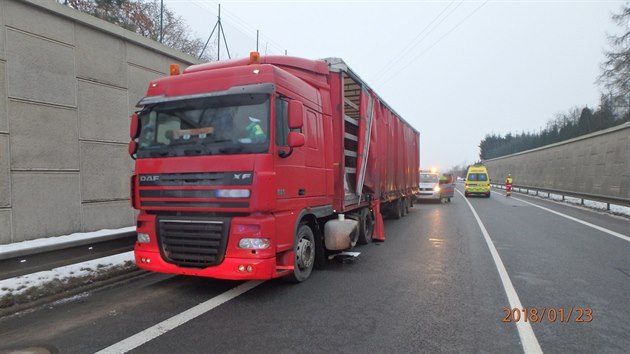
left=157, top=217, right=230, bottom=268
left=137, top=172, right=253, bottom=210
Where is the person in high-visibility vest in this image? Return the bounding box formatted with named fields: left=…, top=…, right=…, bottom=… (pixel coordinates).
left=439, top=174, right=450, bottom=203
left=245, top=117, right=266, bottom=143
left=505, top=173, right=513, bottom=196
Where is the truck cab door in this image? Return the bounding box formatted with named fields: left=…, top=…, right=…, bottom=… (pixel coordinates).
left=274, top=98, right=306, bottom=201
left=275, top=97, right=326, bottom=200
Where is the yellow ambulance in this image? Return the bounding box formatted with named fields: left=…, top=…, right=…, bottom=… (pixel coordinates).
left=464, top=164, right=491, bottom=198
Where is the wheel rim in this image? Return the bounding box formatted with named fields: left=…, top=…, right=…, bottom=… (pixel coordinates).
left=296, top=237, right=314, bottom=270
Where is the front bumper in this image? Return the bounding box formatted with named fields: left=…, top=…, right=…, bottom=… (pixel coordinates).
left=415, top=191, right=440, bottom=200
left=135, top=249, right=281, bottom=280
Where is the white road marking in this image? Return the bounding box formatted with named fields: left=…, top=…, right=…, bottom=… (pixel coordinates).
left=512, top=196, right=630, bottom=244
left=456, top=189, right=543, bottom=354
left=95, top=280, right=264, bottom=354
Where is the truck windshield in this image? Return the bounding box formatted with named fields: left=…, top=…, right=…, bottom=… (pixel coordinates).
left=420, top=173, right=438, bottom=183
left=136, top=94, right=270, bottom=158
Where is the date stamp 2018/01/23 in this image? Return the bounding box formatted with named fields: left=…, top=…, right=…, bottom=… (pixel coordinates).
left=502, top=307, right=593, bottom=323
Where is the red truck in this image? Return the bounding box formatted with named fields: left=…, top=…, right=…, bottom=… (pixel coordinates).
left=129, top=53, right=419, bottom=282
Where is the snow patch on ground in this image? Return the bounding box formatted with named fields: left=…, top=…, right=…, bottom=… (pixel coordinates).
left=0, top=252, right=135, bottom=309
left=0, top=226, right=135, bottom=257
left=493, top=185, right=630, bottom=217
left=610, top=204, right=630, bottom=217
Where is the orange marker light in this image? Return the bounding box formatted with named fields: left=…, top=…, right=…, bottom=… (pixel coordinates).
left=250, top=51, right=260, bottom=64
left=169, top=63, right=180, bottom=76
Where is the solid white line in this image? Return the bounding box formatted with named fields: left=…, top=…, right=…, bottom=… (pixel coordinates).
left=94, top=280, right=264, bottom=354
left=512, top=196, right=630, bottom=244
left=456, top=189, right=543, bottom=354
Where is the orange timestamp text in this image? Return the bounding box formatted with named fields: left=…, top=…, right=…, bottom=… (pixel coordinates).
left=502, top=307, right=593, bottom=323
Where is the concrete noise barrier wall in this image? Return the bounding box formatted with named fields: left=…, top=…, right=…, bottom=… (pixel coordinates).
left=484, top=122, right=630, bottom=200
left=0, top=0, right=200, bottom=243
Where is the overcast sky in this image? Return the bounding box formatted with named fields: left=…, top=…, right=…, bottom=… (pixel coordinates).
left=164, top=0, right=625, bottom=171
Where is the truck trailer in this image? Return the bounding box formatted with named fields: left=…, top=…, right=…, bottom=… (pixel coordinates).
left=129, top=53, right=419, bottom=282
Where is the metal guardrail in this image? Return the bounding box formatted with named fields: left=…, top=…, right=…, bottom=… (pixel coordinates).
left=491, top=184, right=630, bottom=209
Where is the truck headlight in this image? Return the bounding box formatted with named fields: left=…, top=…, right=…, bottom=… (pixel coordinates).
left=137, top=232, right=151, bottom=243
left=238, top=238, right=271, bottom=249
left=433, top=186, right=440, bottom=192
left=216, top=189, right=250, bottom=198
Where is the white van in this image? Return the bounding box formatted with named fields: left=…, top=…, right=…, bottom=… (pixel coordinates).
left=416, top=171, right=440, bottom=201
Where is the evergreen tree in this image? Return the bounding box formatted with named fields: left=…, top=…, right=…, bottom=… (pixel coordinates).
left=600, top=3, right=630, bottom=110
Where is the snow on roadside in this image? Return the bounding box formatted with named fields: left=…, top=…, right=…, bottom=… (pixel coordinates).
left=609, top=204, right=630, bottom=217
left=0, top=226, right=135, bottom=257
left=507, top=188, right=630, bottom=218
left=582, top=200, right=630, bottom=216
left=0, top=252, right=135, bottom=309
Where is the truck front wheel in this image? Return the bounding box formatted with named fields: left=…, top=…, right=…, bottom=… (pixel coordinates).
left=285, top=224, right=315, bottom=283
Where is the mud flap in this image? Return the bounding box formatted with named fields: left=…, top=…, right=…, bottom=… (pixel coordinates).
left=372, top=200, right=385, bottom=241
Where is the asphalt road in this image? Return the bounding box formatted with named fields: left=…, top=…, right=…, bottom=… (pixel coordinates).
left=0, top=185, right=628, bottom=354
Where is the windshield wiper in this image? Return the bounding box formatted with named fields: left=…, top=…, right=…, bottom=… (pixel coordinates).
left=219, top=144, right=244, bottom=154
left=144, top=147, right=176, bottom=157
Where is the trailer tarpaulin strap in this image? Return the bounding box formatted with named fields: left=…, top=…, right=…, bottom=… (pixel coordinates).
left=372, top=200, right=385, bottom=241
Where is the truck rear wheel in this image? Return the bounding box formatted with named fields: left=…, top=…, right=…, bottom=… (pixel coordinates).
left=392, top=199, right=402, bottom=220
left=284, top=224, right=315, bottom=283
left=357, top=208, right=374, bottom=245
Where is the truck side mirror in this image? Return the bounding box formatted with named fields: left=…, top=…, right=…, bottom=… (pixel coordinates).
left=128, top=140, right=138, bottom=160
left=278, top=132, right=304, bottom=158
left=288, top=100, right=304, bottom=129
left=130, top=112, right=140, bottom=139
left=288, top=131, right=305, bottom=147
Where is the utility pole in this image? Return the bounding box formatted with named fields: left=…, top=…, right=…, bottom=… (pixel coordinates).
left=217, top=4, right=221, bottom=60
left=199, top=4, right=231, bottom=60
left=159, top=0, right=163, bottom=43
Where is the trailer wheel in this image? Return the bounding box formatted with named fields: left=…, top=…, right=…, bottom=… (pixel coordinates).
left=357, top=208, right=375, bottom=245
left=284, top=224, right=315, bottom=283
left=392, top=199, right=402, bottom=220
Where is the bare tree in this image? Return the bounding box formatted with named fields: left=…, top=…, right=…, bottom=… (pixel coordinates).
left=62, top=0, right=214, bottom=61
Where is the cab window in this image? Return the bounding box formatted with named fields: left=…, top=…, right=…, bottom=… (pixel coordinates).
left=275, top=98, right=288, bottom=146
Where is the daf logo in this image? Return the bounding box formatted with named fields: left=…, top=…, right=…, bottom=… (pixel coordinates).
left=140, top=175, right=160, bottom=182
left=234, top=173, right=252, bottom=180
